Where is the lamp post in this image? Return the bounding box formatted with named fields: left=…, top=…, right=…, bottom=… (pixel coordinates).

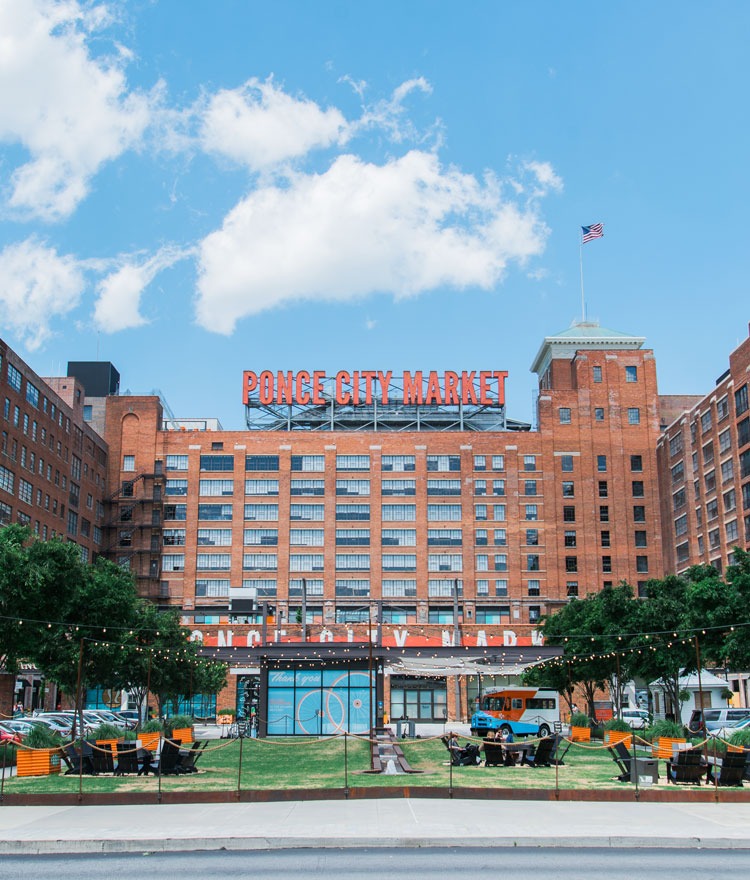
left=453, top=579, right=462, bottom=722
left=301, top=576, right=307, bottom=643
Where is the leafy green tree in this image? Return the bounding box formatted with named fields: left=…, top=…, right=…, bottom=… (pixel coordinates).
left=0, top=525, right=81, bottom=673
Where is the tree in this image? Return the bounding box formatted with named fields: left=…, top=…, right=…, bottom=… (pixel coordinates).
left=0, top=525, right=81, bottom=673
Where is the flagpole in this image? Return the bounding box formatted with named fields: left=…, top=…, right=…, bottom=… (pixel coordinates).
left=579, top=233, right=586, bottom=323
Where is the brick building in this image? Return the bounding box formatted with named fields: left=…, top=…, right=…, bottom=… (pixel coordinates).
left=3, top=320, right=748, bottom=725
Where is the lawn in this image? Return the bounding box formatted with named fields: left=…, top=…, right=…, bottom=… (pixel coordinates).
left=1, top=736, right=678, bottom=796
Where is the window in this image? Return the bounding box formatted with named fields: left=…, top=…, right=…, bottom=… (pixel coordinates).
left=673, top=487, right=685, bottom=510
left=385, top=504, right=418, bottom=521
left=427, top=479, right=461, bottom=495
left=475, top=503, right=487, bottom=521
left=291, top=455, right=325, bottom=472
left=336, top=503, right=370, bottom=521
left=245, top=479, right=279, bottom=495
left=705, top=470, right=716, bottom=493
left=632, top=481, right=644, bottom=497
left=523, top=455, right=537, bottom=471
left=244, top=504, right=279, bottom=521
left=164, top=503, right=187, bottom=521
left=290, top=479, right=324, bottom=496
left=336, top=454, right=370, bottom=471
left=564, top=530, right=576, bottom=547
left=426, top=455, right=461, bottom=472
left=703, top=441, right=715, bottom=466
left=7, top=364, right=22, bottom=391
left=602, top=556, right=612, bottom=573
left=724, top=488, right=737, bottom=513
left=630, top=454, right=643, bottom=472
left=382, top=455, right=415, bottom=472
left=200, top=455, right=234, bottom=471
left=717, top=395, right=730, bottom=420
left=526, top=554, right=538, bottom=571
left=429, top=553, right=463, bottom=572
left=491, top=455, right=505, bottom=471
left=671, top=461, right=684, bottom=483
left=290, top=503, right=324, bottom=521
left=593, top=365, right=602, bottom=383
left=527, top=580, right=540, bottom=597
left=474, top=479, right=487, bottom=496
left=475, top=529, right=488, bottom=546
left=634, top=530, right=648, bottom=548
left=726, top=520, right=739, bottom=542
left=525, top=504, right=538, bottom=521
left=427, top=528, right=462, bottom=546
left=719, top=429, right=732, bottom=455
left=594, top=407, right=605, bottom=422
left=562, top=481, right=575, bottom=497
left=598, top=481, right=608, bottom=498
left=566, top=582, right=579, bottom=597
left=383, top=528, right=416, bottom=546
left=196, top=528, right=233, bottom=548
left=559, top=407, right=571, bottom=424
left=674, top=514, right=688, bottom=536
left=166, top=454, right=188, bottom=471
left=199, top=479, right=234, bottom=496
left=122, top=455, right=135, bottom=472
left=290, top=554, right=325, bottom=571
left=669, top=434, right=684, bottom=457
left=382, top=579, right=417, bottom=597
left=243, top=529, right=278, bottom=546
left=701, top=410, right=713, bottom=434
left=565, top=556, right=578, bottom=572
left=634, top=505, right=646, bottom=522
left=473, top=455, right=486, bottom=471
left=599, top=505, right=609, bottom=522
left=290, top=529, right=325, bottom=546
left=336, top=479, right=370, bottom=496
left=18, top=478, right=32, bottom=505
left=246, top=455, right=279, bottom=471
left=625, top=365, right=638, bottom=383
left=600, top=530, right=610, bottom=547
left=627, top=408, right=641, bottom=425
left=636, top=556, right=649, bottom=573
left=492, top=480, right=505, bottom=496
left=739, top=418, right=750, bottom=449
left=560, top=455, right=574, bottom=472
left=243, top=553, right=278, bottom=571
left=382, top=479, right=416, bottom=496
left=493, top=529, right=507, bottom=545
left=735, top=384, right=748, bottom=416
left=335, top=579, right=370, bottom=597
left=524, top=480, right=537, bottom=496
left=162, top=554, right=185, bottom=572
left=382, top=554, right=416, bottom=571
left=563, top=506, right=575, bottom=522
left=492, top=504, right=506, bottom=521
left=526, top=529, right=539, bottom=545
left=196, top=579, right=231, bottom=598
left=706, top=498, right=719, bottom=521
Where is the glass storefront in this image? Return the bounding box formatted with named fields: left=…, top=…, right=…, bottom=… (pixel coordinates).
left=389, top=676, right=447, bottom=722
left=266, top=665, right=373, bottom=735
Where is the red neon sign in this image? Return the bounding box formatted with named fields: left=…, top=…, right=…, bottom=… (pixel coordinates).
left=242, top=370, right=507, bottom=407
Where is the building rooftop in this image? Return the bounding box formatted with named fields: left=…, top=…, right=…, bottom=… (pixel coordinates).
left=530, top=320, right=646, bottom=375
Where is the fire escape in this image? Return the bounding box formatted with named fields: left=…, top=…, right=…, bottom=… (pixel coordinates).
left=103, top=463, right=166, bottom=604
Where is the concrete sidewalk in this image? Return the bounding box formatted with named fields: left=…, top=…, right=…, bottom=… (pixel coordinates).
left=1, top=799, right=750, bottom=854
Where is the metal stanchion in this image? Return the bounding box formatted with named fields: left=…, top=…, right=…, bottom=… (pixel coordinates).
left=344, top=732, right=349, bottom=798
left=237, top=726, right=245, bottom=800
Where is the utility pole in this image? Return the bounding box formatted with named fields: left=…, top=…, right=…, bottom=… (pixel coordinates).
left=301, top=577, right=307, bottom=643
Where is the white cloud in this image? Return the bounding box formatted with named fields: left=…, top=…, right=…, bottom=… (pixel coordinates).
left=93, top=246, right=190, bottom=333
left=0, top=237, right=85, bottom=349
left=200, top=77, right=348, bottom=171
left=0, top=0, right=152, bottom=220
left=196, top=150, right=552, bottom=334
left=523, top=160, right=564, bottom=195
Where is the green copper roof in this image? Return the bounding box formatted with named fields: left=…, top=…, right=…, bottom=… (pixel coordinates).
left=530, top=321, right=645, bottom=375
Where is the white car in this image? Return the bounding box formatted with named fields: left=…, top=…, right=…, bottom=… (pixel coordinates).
left=620, top=708, right=651, bottom=729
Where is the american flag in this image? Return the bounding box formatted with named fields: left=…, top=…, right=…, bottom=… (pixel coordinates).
left=582, top=223, right=604, bottom=243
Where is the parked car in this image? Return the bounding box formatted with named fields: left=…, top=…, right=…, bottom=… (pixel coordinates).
left=712, top=715, right=750, bottom=741
left=620, top=708, right=651, bottom=729
left=115, top=710, right=141, bottom=728
left=688, top=708, right=750, bottom=734
left=31, top=715, right=73, bottom=737
left=0, top=721, right=22, bottom=743
left=82, top=710, right=128, bottom=730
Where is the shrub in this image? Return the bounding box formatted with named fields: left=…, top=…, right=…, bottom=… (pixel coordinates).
left=648, top=719, right=685, bottom=740
left=141, top=719, right=163, bottom=733
left=728, top=728, right=750, bottom=749
left=166, top=714, right=194, bottom=730
left=24, top=723, right=63, bottom=749
left=217, top=707, right=236, bottom=718
left=571, top=712, right=591, bottom=728
left=90, top=724, right=124, bottom=739
left=604, top=718, right=632, bottom=732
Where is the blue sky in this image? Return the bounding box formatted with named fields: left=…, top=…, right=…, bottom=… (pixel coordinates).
left=1, top=1, right=748, bottom=429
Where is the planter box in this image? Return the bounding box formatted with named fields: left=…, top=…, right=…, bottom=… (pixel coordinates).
left=652, top=736, right=686, bottom=758
left=170, top=727, right=193, bottom=744
left=16, top=747, right=61, bottom=777
left=139, top=732, right=161, bottom=751
left=96, top=738, right=120, bottom=758
left=605, top=730, right=633, bottom=748
left=571, top=726, right=591, bottom=742
left=217, top=715, right=234, bottom=726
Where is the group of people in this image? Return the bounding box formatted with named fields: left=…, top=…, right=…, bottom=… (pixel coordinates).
left=445, top=728, right=519, bottom=767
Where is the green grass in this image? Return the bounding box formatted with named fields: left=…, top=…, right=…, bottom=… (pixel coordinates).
left=1, top=737, right=686, bottom=795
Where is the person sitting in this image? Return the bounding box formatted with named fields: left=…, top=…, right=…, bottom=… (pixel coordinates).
left=444, top=732, right=481, bottom=766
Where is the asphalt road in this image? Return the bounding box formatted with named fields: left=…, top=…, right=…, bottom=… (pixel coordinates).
left=1, top=847, right=750, bottom=879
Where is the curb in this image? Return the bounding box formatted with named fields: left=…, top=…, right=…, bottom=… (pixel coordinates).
left=3, top=835, right=750, bottom=855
